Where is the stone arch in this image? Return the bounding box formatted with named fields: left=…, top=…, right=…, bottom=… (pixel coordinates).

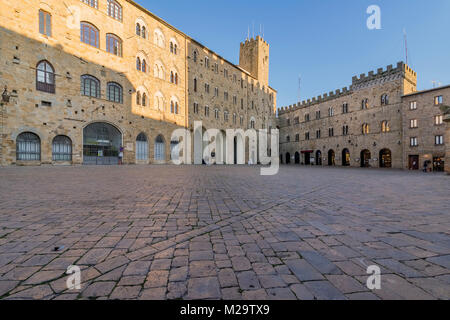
left=379, top=148, right=392, bottom=168
left=328, top=149, right=335, bottom=166
left=360, top=149, right=371, bottom=168
left=342, top=148, right=350, bottom=166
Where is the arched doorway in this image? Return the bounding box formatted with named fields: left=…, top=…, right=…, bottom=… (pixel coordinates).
left=295, top=152, right=300, bottom=164
left=286, top=152, right=291, bottom=164
left=17, top=132, right=41, bottom=161
left=154, top=135, right=165, bottom=162
left=83, top=122, right=121, bottom=165
left=360, top=149, right=371, bottom=168
left=342, top=149, right=350, bottom=166
left=379, top=149, right=392, bottom=168
left=52, top=135, right=72, bottom=162
left=316, top=151, right=322, bottom=165
left=136, top=133, right=148, bottom=162
left=328, top=149, right=335, bottom=166
left=170, top=138, right=179, bottom=162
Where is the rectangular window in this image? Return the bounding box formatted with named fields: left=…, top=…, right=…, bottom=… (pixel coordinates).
left=295, top=134, right=300, bottom=142
left=316, top=110, right=321, bottom=119
left=343, top=125, right=349, bottom=136
left=294, top=117, right=299, bottom=125
left=410, top=101, right=417, bottom=110
left=410, top=137, right=418, bottom=147
left=410, top=119, right=418, bottom=128
left=316, top=130, right=321, bottom=139
left=214, top=88, right=219, bottom=97
left=305, top=132, right=310, bottom=140
left=81, top=0, right=98, bottom=8
left=435, top=115, right=443, bottom=125
left=305, top=114, right=310, bottom=122
left=39, top=10, right=51, bottom=36
left=204, top=106, right=209, bottom=117
left=435, top=135, right=444, bottom=145
left=329, top=128, right=334, bottom=137
left=434, top=96, right=443, bottom=105
left=342, top=103, right=349, bottom=114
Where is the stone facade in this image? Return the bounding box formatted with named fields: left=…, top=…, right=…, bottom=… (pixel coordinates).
left=402, top=86, right=449, bottom=172
left=279, top=63, right=449, bottom=171
left=0, top=0, right=276, bottom=166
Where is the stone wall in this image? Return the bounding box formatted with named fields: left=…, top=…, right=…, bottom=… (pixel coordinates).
left=0, top=0, right=277, bottom=166
left=278, top=63, right=414, bottom=168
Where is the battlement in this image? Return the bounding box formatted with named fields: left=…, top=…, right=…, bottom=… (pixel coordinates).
left=279, top=61, right=418, bottom=115
left=240, top=36, right=269, bottom=47
left=351, top=61, right=416, bottom=85
left=279, top=87, right=351, bottom=115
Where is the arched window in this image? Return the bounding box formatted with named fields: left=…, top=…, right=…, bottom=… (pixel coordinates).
left=106, top=34, right=122, bottom=56
left=136, top=91, right=141, bottom=105
left=154, top=62, right=164, bottom=79
left=154, top=135, right=165, bottom=161
left=81, top=75, right=100, bottom=98
left=107, top=82, right=123, bottom=103
left=136, top=133, right=148, bottom=161
left=142, top=93, right=147, bottom=107
left=381, top=94, right=389, bottom=105
left=142, top=59, right=147, bottom=73
left=154, top=92, right=164, bottom=110
left=193, top=50, right=197, bottom=62
left=170, top=40, right=178, bottom=54
left=80, top=22, right=99, bottom=48
left=170, top=98, right=179, bottom=114
left=17, top=132, right=41, bottom=161
left=362, top=123, right=370, bottom=135
left=107, top=0, right=122, bottom=21
left=170, top=71, right=174, bottom=83
left=136, top=57, right=141, bottom=71
left=52, top=135, right=72, bottom=161
left=381, top=121, right=390, bottom=133
left=36, top=60, right=55, bottom=93
left=154, top=29, right=165, bottom=47
left=136, top=23, right=141, bottom=36
left=361, top=98, right=369, bottom=110
left=141, top=26, right=146, bottom=38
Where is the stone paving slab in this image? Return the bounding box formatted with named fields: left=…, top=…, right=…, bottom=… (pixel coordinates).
left=0, top=165, right=449, bottom=300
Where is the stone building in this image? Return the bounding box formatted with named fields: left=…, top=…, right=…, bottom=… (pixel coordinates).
left=279, top=62, right=449, bottom=171
left=402, top=86, right=449, bottom=171
left=0, top=0, right=276, bottom=166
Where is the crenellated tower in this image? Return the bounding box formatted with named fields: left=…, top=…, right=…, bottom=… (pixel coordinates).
left=239, top=36, right=270, bottom=86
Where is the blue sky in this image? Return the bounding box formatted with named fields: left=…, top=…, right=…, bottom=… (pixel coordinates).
left=138, top=0, right=450, bottom=108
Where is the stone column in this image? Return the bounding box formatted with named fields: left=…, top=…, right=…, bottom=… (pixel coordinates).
left=441, top=106, right=450, bottom=174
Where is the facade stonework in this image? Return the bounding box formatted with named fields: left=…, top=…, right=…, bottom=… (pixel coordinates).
left=279, top=63, right=449, bottom=171
left=0, top=0, right=276, bottom=166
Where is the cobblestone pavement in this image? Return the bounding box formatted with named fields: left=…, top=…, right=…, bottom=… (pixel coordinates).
left=0, top=165, right=449, bottom=300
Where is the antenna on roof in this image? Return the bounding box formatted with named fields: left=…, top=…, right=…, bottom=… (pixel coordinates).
left=403, top=28, right=408, bottom=65
left=247, top=25, right=250, bottom=41
left=298, top=74, right=302, bottom=103
left=252, top=21, right=255, bottom=39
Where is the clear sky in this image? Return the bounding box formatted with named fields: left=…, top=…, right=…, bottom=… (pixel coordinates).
left=137, top=0, right=450, bottom=108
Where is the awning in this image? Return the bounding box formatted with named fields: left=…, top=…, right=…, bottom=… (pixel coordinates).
left=301, top=150, right=314, bottom=154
